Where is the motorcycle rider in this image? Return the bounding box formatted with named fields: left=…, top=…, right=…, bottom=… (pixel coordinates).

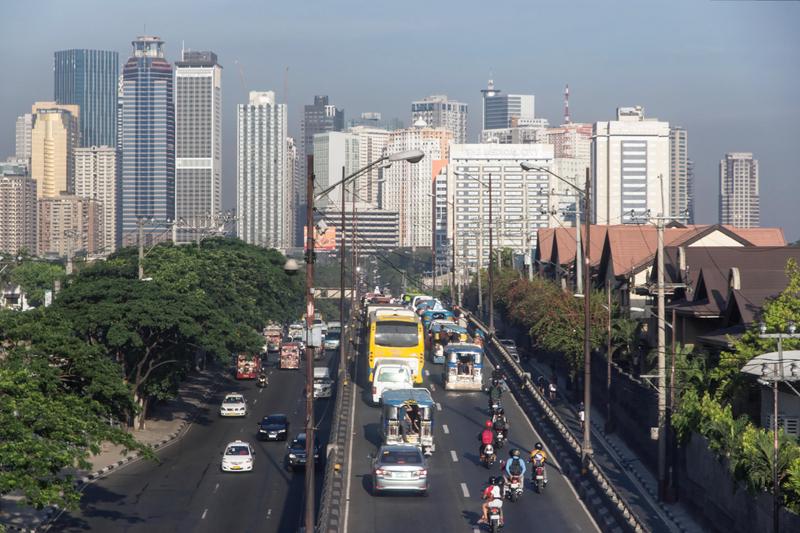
left=492, top=408, right=509, bottom=440
left=488, top=379, right=503, bottom=411
left=529, top=442, right=549, bottom=486
left=478, top=476, right=504, bottom=526
left=479, top=420, right=495, bottom=461
left=257, top=372, right=268, bottom=387
left=503, top=448, right=527, bottom=489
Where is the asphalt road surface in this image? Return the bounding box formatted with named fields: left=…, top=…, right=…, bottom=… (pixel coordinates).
left=344, top=337, right=599, bottom=533
left=52, top=351, right=337, bottom=533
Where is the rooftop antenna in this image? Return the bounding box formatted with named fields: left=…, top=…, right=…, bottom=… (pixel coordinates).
left=564, top=84, right=571, bottom=125
left=181, top=40, right=185, bottom=60
left=283, top=66, right=289, bottom=105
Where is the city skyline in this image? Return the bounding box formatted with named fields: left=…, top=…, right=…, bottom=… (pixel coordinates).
left=1, top=1, right=798, bottom=240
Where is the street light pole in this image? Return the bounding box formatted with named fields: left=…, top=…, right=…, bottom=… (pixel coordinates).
left=303, top=156, right=316, bottom=532
left=339, top=165, right=347, bottom=383
left=581, top=167, right=593, bottom=465
left=432, top=175, right=437, bottom=295
left=488, top=172, right=494, bottom=333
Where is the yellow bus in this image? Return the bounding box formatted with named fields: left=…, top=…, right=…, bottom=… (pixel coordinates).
left=368, top=309, right=425, bottom=384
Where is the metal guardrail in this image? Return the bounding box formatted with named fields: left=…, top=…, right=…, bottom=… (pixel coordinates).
left=467, top=312, right=648, bottom=533
left=316, top=324, right=357, bottom=533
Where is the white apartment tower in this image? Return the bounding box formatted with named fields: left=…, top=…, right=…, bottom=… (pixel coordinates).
left=592, top=106, right=670, bottom=224
left=15, top=113, right=34, bottom=163
left=719, top=152, right=759, bottom=228
left=348, top=125, right=390, bottom=207
left=175, top=51, right=222, bottom=243
left=74, top=146, right=118, bottom=254
left=383, top=124, right=452, bottom=248
left=285, top=137, right=298, bottom=249
left=236, top=91, right=288, bottom=249
left=411, top=95, right=468, bottom=144
left=313, top=131, right=360, bottom=209
left=670, top=127, right=693, bottom=223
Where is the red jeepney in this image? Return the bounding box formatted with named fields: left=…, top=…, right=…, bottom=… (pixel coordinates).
left=280, top=342, right=301, bottom=370
left=236, top=353, right=259, bottom=379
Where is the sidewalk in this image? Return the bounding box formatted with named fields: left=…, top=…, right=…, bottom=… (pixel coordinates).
left=0, top=369, right=220, bottom=532
left=521, top=353, right=704, bottom=533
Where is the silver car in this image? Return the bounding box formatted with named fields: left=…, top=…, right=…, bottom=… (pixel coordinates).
left=372, top=444, right=428, bottom=495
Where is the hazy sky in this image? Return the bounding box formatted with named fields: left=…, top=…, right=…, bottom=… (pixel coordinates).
left=2, top=0, right=799, bottom=240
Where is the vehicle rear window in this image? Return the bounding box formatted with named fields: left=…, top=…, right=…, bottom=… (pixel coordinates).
left=377, top=368, right=410, bottom=382
left=326, top=331, right=340, bottom=340
left=381, top=450, right=423, bottom=464
left=224, top=396, right=243, bottom=403
left=375, top=321, right=419, bottom=347
left=226, top=446, right=250, bottom=456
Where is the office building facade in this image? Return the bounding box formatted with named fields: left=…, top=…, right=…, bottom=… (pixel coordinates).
left=411, top=95, right=468, bottom=143
left=236, top=91, right=288, bottom=249
left=592, top=106, right=670, bottom=225
left=74, top=146, right=118, bottom=254
left=54, top=49, right=119, bottom=148
left=120, top=36, right=175, bottom=246
left=30, top=102, right=80, bottom=199
left=449, top=143, right=554, bottom=270
left=174, top=50, right=222, bottom=243
left=0, top=174, right=37, bottom=255
left=669, top=127, right=693, bottom=223
left=319, top=203, right=400, bottom=254
left=719, top=152, right=759, bottom=228
left=481, top=80, right=535, bottom=132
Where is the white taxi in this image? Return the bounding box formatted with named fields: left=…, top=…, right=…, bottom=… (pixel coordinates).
left=221, top=440, right=255, bottom=472
left=219, top=393, right=247, bottom=417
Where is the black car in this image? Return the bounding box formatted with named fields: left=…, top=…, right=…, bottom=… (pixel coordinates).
left=256, top=414, right=289, bottom=441
left=498, top=339, right=521, bottom=363
left=285, top=432, right=320, bottom=470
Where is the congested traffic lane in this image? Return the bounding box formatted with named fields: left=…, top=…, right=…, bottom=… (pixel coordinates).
left=345, top=337, right=599, bottom=533
left=52, top=351, right=337, bottom=533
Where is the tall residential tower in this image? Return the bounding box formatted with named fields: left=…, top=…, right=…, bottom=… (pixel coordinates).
left=411, top=95, right=468, bottom=143
left=719, top=152, right=759, bottom=228
left=120, top=36, right=175, bottom=245
left=30, top=102, right=80, bottom=198
left=174, top=50, right=222, bottom=243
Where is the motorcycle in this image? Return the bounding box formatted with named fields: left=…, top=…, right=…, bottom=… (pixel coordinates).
left=257, top=375, right=268, bottom=388
left=533, top=465, right=546, bottom=493
left=488, top=400, right=503, bottom=418
left=481, top=444, right=496, bottom=469
left=504, top=475, right=523, bottom=502
left=493, top=430, right=506, bottom=449
left=487, top=507, right=503, bottom=532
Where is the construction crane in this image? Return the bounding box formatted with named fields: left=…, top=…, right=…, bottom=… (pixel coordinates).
left=234, top=59, right=247, bottom=94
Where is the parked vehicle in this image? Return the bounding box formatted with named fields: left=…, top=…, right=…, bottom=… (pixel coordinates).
left=280, top=342, right=301, bottom=369
left=443, top=343, right=484, bottom=391
left=371, top=444, right=429, bottom=496
left=380, top=388, right=435, bottom=455
left=235, top=352, right=259, bottom=379
left=221, top=440, right=255, bottom=472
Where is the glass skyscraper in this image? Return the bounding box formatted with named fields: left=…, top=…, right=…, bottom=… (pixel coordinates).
left=120, top=36, right=175, bottom=246
left=54, top=49, right=119, bottom=148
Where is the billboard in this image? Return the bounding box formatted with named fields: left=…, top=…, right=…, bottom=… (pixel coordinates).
left=304, top=226, right=337, bottom=252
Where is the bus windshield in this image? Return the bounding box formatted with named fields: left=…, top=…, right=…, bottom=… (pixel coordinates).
left=375, top=321, right=419, bottom=347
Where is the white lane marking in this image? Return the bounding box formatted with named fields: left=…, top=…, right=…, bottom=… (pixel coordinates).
left=201, top=509, right=208, bottom=520
left=436, top=402, right=442, bottom=411
left=450, top=450, right=458, bottom=462
left=442, top=424, right=450, bottom=434
left=259, top=387, right=263, bottom=394
left=473, top=529, right=480, bottom=533
left=343, top=342, right=360, bottom=533
left=424, top=369, right=429, bottom=377
left=430, top=383, right=436, bottom=391
left=213, top=482, right=219, bottom=494
left=267, top=509, right=272, bottom=519
left=253, top=399, right=258, bottom=404
left=460, top=482, right=470, bottom=498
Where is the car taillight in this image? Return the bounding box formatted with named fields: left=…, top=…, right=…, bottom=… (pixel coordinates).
left=372, top=386, right=377, bottom=395
left=418, top=469, right=427, bottom=477
left=374, top=468, right=386, bottom=476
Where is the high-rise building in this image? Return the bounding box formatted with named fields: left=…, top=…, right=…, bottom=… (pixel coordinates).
left=449, top=143, right=554, bottom=270
left=30, top=102, right=80, bottom=199
left=481, top=80, right=535, bottom=132
left=37, top=193, right=102, bottom=257
left=0, top=173, right=37, bottom=255
left=298, top=96, right=344, bottom=243
left=15, top=113, right=33, bottom=163
left=411, top=95, right=468, bottom=143
left=313, top=131, right=360, bottom=209
left=236, top=91, right=288, bottom=249
left=348, top=125, right=390, bottom=207
left=54, top=49, right=119, bottom=148
left=383, top=124, right=452, bottom=248
left=319, top=203, right=400, bottom=254
left=669, top=127, right=692, bottom=222
left=719, top=152, right=759, bottom=228
left=347, top=112, right=404, bottom=131
left=120, top=36, right=175, bottom=246
left=592, top=106, right=670, bottom=225
left=174, top=50, right=222, bottom=243
left=285, top=137, right=298, bottom=250
left=74, top=146, right=118, bottom=254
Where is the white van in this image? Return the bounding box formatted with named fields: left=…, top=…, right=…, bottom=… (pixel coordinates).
left=313, top=367, right=333, bottom=399
left=371, top=363, right=413, bottom=405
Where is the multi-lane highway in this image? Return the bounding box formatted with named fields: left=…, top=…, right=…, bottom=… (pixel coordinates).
left=344, top=330, right=600, bottom=533
left=52, top=352, right=336, bottom=533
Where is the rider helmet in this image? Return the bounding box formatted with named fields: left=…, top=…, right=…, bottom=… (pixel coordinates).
left=535, top=442, right=543, bottom=450
left=496, top=408, right=504, bottom=415
left=510, top=448, right=521, bottom=458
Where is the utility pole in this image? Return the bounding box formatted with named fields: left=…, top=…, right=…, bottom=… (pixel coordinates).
left=606, top=279, right=613, bottom=432
left=339, top=166, right=347, bottom=376
left=351, top=186, right=357, bottom=308
left=575, top=185, right=583, bottom=294
left=488, top=172, right=494, bottom=333
left=451, top=209, right=456, bottom=305
left=64, top=230, right=77, bottom=276
left=656, top=210, right=667, bottom=501
left=582, top=167, right=593, bottom=466
left=303, top=156, right=316, bottom=532
left=137, top=218, right=145, bottom=280
left=432, top=175, right=437, bottom=294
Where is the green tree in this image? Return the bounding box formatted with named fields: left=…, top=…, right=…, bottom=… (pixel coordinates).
left=9, top=261, right=64, bottom=307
